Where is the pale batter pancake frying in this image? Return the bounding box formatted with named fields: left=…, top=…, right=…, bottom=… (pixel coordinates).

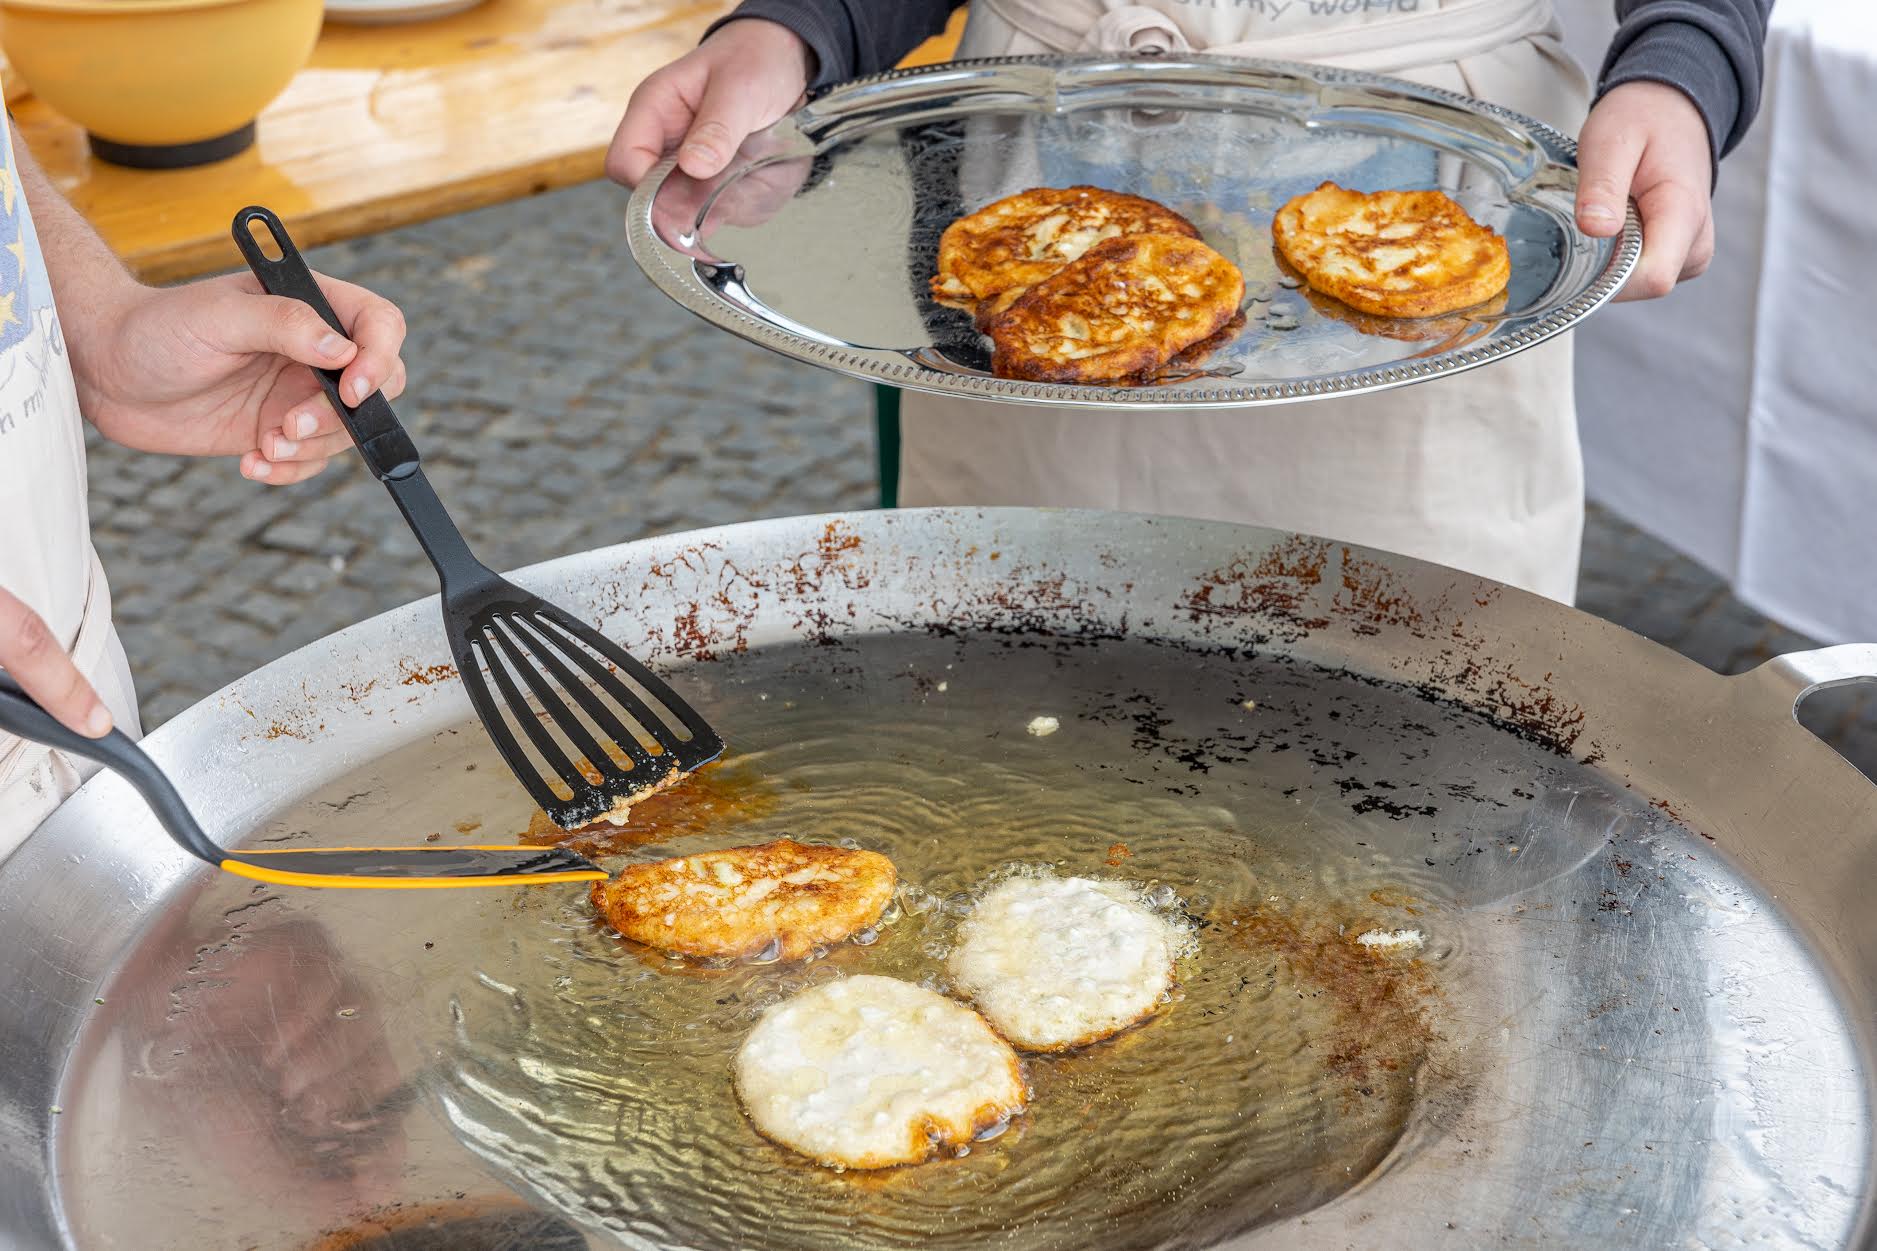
left=948, top=872, right=1189, bottom=1052
left=735, top=975, right=1028, bottom=1169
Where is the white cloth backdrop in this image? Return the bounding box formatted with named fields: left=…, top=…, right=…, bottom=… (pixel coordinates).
left=1558, top=0, right=1877, bottom=643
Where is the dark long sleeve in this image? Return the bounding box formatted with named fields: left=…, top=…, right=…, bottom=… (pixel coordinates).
left=1598, top=0, right=1773, bottom=165
left=706, top=0, right=961, bottom=88
left=708, top=0, right=1773, bottom=166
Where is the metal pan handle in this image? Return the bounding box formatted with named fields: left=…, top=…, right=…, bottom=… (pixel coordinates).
left=1753, top=644, right=1877, bottom=707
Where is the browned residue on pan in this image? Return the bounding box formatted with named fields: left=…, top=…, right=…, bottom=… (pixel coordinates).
left=954, top=567, right=1114, bottom=642
left=398, top=661, right=457, bottom=687
left=1650, top=796, right=1714, bottom=840
left=1179, top=536, right=1595, bottom=759
left=778, top=521, right=869, bottom=601
left=601, top=518, right=1139, bottom=665
left=670, top=600, right=718, bottom=660
left=1214, top=900, right=1439, bottom=1104
left=1185, top=538, right=1453, bottom=640
left=592, top=520, right=1597, bottom=768
left=252, top=705, right=326, bottom=742
left=1183, top=540, right=1441, bottom=636
left=1478, top=667, right=1587, bottom=755
left=623, top=541, right=761, bottom=661
left=1179, top=535, right=1332, bottom=632
left=1336, top=549, right=1426, bottom=634
left=1105, top=842, right=1133, bottom=866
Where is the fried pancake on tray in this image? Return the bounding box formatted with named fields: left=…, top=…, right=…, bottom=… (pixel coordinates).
left=971, top=284, right=1028, bottom=331
left=589, top=838, right=895, bottom=961
left=931, top=185, right=1201, bottom=312
left=985, top=233, right=1245, bottom=383
left=1272, top=182, right=1510, bottom=319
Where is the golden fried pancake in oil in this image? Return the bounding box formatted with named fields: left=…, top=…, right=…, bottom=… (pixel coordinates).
left=986, top=233, right=1245, bottom=383
left=735, top=975, right=1028, bottom=1170
left=932, top=185, right=1200, bottom=312
left=589, top=838, right=895, bottom=962
left=1272, top=182, right=1510, bottom=319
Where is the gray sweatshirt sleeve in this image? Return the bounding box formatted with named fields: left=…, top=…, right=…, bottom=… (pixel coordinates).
left=1600, top=0, right=1774, bottom=165
left=707, top=0, right=1772, bottom=164
left=705, top=0, right=960, bottom=88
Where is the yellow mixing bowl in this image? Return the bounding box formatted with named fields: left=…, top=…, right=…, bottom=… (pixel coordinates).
left=0, top=0, right=323, bottom=167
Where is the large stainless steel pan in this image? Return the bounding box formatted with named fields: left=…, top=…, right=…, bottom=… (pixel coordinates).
left=0, top=508, right=1871, bottom=1249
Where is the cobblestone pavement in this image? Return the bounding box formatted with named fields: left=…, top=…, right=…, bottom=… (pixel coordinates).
left=87, top=182, right=877, bottom=729
left=85, top=181, right=1876, bottom=781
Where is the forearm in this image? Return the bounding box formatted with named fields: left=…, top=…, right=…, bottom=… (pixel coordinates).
left=706, top=0, right=960, bottom=88
left=1599, top=0, right=1773, bottom=168
left=11, top=130, right=142, bottom=399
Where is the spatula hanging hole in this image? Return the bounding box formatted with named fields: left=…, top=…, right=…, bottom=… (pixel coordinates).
left=244, top=216, right=285, bottom=262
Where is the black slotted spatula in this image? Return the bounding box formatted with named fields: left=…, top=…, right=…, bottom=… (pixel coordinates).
left=232, top=207, right=724, bottom=830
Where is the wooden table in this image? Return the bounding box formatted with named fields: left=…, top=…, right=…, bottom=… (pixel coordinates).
left=12, top=0, right=966, bottom=284
left=14, top=0, right=731, bottom=283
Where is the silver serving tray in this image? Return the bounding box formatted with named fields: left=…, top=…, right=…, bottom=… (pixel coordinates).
left=627, top=55, right=1641, bottom=409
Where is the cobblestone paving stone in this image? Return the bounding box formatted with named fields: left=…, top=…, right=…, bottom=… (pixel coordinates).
left=85, top=182, right=1876, bottom=781
left=87, top=182, right=878, bottom=729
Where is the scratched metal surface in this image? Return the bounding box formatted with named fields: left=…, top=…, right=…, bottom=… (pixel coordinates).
left=626, top=56, right=1640, bottom=409
left=0, top=509, right=1871, bottom=1249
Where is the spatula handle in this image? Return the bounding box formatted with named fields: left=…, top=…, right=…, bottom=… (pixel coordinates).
left=0, top=674, right=225, bottom=867
left=231, top=207, right=493, bottom=592
left=231, top=206, right=421, bottom=482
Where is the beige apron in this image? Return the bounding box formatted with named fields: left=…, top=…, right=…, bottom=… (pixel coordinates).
left=900, top=0, right=1593, bottom=602
left=0, top=117, right=141, bottom=860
